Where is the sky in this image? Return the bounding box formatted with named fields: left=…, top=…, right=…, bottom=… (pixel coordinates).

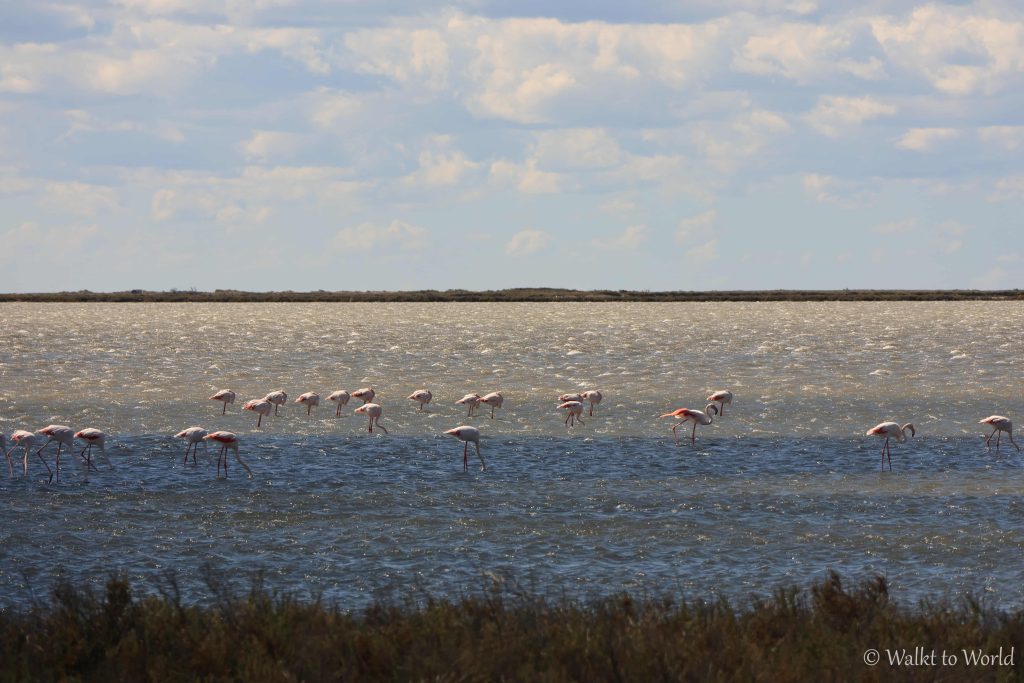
left=0, top=0, right=1021, bottom=292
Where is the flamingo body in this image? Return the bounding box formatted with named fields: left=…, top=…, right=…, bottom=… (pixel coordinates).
left=210, top=389, right=236, bottom=414
left=559, top=400, right=585, bottom=427
left=6, top=430, right=43, bottom=477
left=456, top=393, right=482, bottom=417
left=408, top=389, right=433, bottom=410
left=706, top=390, right=733, bottom=416
left=74, top=428, right=113, bottom=472
left=980, top=415, right=1019, bottom=452
left=175, top=426, right=209, bottom=465
left=37, top=425, right=75, bottom=482
left=264, top=390, right=287, bottom=415
left=328, top=390, right=351, bottom=416
left=295, top=392, right=320, bottom=415
left=352, top=387, right=376, bottom=405
left=444, top=426, right=484, bottom=471
left=203, top=431, right=252, bottom=478
left=581, top=390, right=602, bottom=416
left=660, top=404, right=718, bottom=445
left=866, top=421, right=915, bottom=470
left=479, top=392, right=503, bottom=419
left=355, top=403, right=388, bottom=434
left=244, top=399, right=273, bottom=428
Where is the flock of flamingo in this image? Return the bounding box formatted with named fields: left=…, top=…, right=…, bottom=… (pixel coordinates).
left=1, top=385, right=1019, bottom=482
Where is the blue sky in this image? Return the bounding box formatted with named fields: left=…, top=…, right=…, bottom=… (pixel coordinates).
left=0, top=0, right=1021, bottom=292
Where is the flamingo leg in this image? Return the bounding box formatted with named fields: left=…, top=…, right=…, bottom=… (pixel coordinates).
left=257, top=414, right=263, bottom=429
left=491, top=405, right=495, bottom=419
left=691, top=422, right=697, bottom=445
left=37, top=449, right=53, bottom=483
left=463, top=441, right=468, bottom=471
left=985, top=428, right=996, bottom=448
left=368, top=417, right=373, bottom=433
left=995, top=431, right=1001, bottom=453
left=55, top=443, right=62, bottom=482
left=307, top=405, right=312, bottom=416
left=222, top=402, right=227, bottom=415
left=476, top=442, right=485, bottom=471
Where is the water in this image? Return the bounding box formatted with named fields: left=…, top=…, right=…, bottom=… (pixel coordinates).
left=1, top=302, right=1023, bottom=609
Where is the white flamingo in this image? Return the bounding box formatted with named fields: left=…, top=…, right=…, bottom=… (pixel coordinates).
left=581, top=390, right=602, bottom=416
left=74, top=428, right=113, bottom=471
left=479, top=392, right=503, bottom=419
left=444, top=426, right=485, bottom=471
left=328, top=390, right=351, bottom=416
left=35, top=425, right=75, bottom=483
left=980, top=416, right=1019, bottom=453
left=355, top=403, right=388, bottom=434
left=203, top=431, right=252, bottom=478
left=559, top=392, right=583, bottom=403
left=210, top=389, right=236, bottom=415
left=6, top=430, right=46, bottom=478
left=866, top=421, right=915, bottom=471
left=352, top=387, right=376, bottom=405
left=456, top=393, right=482, bottom=417
left=244, top=399, right=273, bottom=428
left=559, top=400, right=585, bottom=427
left=264, top=390, right=287, bottom=415
left=706, top=390, right=733, bottom=417
left=175, top=426, right=209, bottom=465
left=295, top=392, right=320, bottom=415
left=407, top=389, right=433, bottom=411
left=660, top=404, right=718, bottom=445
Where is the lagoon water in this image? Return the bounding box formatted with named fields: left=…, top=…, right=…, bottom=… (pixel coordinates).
left=1, top=301, right=1023, bottom=609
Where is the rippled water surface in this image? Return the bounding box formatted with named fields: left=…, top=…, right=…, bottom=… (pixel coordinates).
left=2, top=302, right=1023, bottom=608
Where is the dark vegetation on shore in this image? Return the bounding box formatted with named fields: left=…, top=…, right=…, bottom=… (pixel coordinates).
left=2, top=572, right=1022, bottom=681
left=0, top=288, right=1021, bottom=303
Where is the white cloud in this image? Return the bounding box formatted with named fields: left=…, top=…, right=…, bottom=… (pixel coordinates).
left=895, top=127, right=959, bottom=152
left=872, top=218, right=917, bottom=235
left=504, top=229, right=550, bottom=256
left=43, top=181, right=120, bottom=216
left=529, top=128, right=622, bottom=170
left=676, top=210, right=716, bottom=244
left=344, top=27, right=450, bottom=92
left=805, top=95, right=897, bottom=137
left=734, top=21, right=884, bottom=84
left=990, top=176, right=1024, bottom=201
left=239, top=130, right=305, bottom=163
left=490, top=160, right=565, bottom=193
left=404, top=148, right=481, bottom=188
left=686, top=239, right=718, bottom=261
left=692, top=109, right=790, bottom=169
left=332, top=220, right=428, bottom=253
left=591, top=225, right=647, bottom=251
left=802, top=173, right=837, bottom=203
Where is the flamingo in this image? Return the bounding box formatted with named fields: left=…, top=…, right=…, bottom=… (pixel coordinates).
left=559, top=392, right=583, bottom=403
left=559, top=400, right=585, bottom=427
left=210, top=389, right=236, bottom=415
left=243, top=399, right=273, bottom=428
left=175, top=427, right=209, bottom=465
left=6, top=430, right=47, bottom=478
left=660, top=404, right=718, bottom=445
left=581, top=390, right=603, bottom=416
left=407, top=389, right=432, bottom=411
left=866, top=422, right=915, bottom=471
left=203, top=431, right=252, bottom=478
left=706, top=390, right=733, bottom=417
left=74, top=428, right=113, bottom=471
left=456, top=393, right=482, bottom=417
left=295, top=392, right=320, bottom=415
left=352, top=387, right=376, bottom=405
left=479, top=392, right=503, bottom=419
left=980, top=416, right=1020, bottom=453
left=444, top=426, right=485, bottom=471
left=328, top=390, right=351, bottom=416
left=35, top=425, right=75, bottom=483
left=264, top=390, right=287, bottom=415
left=355, top=403, right=388, bottom=434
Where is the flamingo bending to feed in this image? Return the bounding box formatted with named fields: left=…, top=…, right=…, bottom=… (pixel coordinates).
left=866, top=422, right=915, bottom=471
left=706, top=390, right=733, bottom=416
left=581, top=390, right=602, bottom=416
left=559, top=392, right=583, bottom=403
left=36, top=425, right=75, bottom=483
left=175, top=427, right=209, bottom=465
left=203, top=431, right=252, bottom=478
left=6, top=430, right=46, bottom=478
left=660, top=404, right=718, bottom=445
left=559, top=400, right=585, bottom=427
left=355, top=403, right=388, bottom=434
left=408, top=389, right=432, bottom=410
left=328, top=390, right=350, bottom=416
left=264, top=390, right=287, bottom=415
left=456, top=393, right=482, bottom=417
left=479, top=392, right=503, bottom=419
left=980, top=416, right=1020, bottom=453
left=352, top=387, right=376, bottom=405
left=295, top=392, right=320, bottom=415
left=244, top=399, right=273, bottom=428
left=74, top=428, right=113, bottom=471
left=444, top=426, right=485, bottom=471
left=210, top=389, right=236, bottom=415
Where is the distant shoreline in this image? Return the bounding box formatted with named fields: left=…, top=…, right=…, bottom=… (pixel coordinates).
left=0, top=288, right=1021, bottom=302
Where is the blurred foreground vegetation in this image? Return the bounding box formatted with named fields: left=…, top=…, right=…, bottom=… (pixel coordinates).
left=2, top=572, right=1022, bottom=681
left=0, top=288, right=1022, bottom=303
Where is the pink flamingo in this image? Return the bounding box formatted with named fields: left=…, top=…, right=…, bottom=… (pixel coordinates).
left=175, top=426, right=209, bottom=465
left=559, top=400, right=585, bottom=427
left=457, top=393, right=482, bottom=417
left=407, top=389, right=432, bottom=411
left=5, top=430, right=46, bottom=478
left=203, top=431, right=252, bottom=478
left=35, top=425, right=75, bottom=483
left=706, top=390, right=733, bottom=416
left=210, top=389, right=235, bottom=415
left=352, top=387, right=376, bottom=404
left=264, top=390, right=287, bottom=415
left=581, top=390, right=603, bottom=416
left=866, top=422, right=915, bottom=471
left=559, top=392, right=583, bottom=403
left=479, top=392, right=503, bottom=419
left=295, top=392, right=320, bottom=415
left=980, top=416, right=1019, bottom=452
left=355, top=403, right=388, bottom=434
left=244, top=399, right=273, bottom=428
left=444, top=426, right=485, bottom=471
left=660, top=404, right=718, bottom=445
left=74, top=428, right=113, bottom=471
left=328, top=390, right=351, bottom=416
